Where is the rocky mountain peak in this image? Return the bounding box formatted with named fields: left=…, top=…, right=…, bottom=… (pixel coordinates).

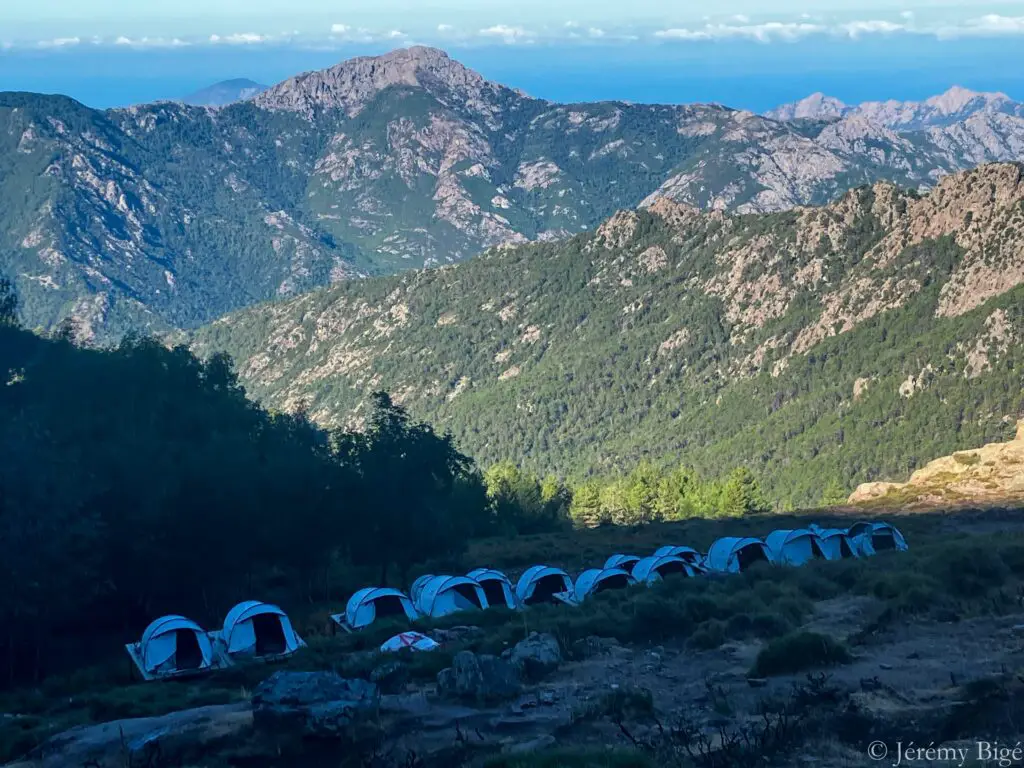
left=766, top=92, right=848, bottom=121
left=254, top=45, right=519, bottom=117
left=925, top=85, right=1010, bottom=115
left=769, top=86, right=1023, bottom=130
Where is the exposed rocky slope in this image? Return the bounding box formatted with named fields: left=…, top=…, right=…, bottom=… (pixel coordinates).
left=851, top=420, right=1024, bottom=508
left=5, top=48, right=1024, bottom=338
left=192, top=163, right=1024, bottom=505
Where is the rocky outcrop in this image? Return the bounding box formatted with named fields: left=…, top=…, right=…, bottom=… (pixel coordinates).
left=251, top=671, right=379, bottom=738
left=437, top=651, right=521, bottom=703
left=849, top=420, right=1024, bottom=507
left=6, top=703, right=252, bottom=768
left=507, top=633, right=563, bottom=682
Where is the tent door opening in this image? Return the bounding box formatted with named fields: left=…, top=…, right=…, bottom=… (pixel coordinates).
left=527, top=575, right=568, bottom=605
left=452, top=583, right=484, bottom=609
left=809, top=539, right=826, bottom=560
left=253, top=614, right=287, bottom=656
left=595, top=574, right=631, bottom=593
left=173, top=629, right=203, bottom=670
left=479, top=580, right=508, bottom=607
left=737, top=545, right=769, bottom=572
left=872, top=533, right=896, bottom=551
left=837, top=538, right=855, bottom=558
left=657, top=560, right=691, bottom=579
left=374, top=595, right=408, bottom=619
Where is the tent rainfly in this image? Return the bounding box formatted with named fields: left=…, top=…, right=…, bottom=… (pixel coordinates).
left=604, top=554, right=643, bottom=571
left=812, top=527, right=860, bottom=560
left=572, top=568, right=637, bottom=603
left=218, top=601, right=304, bottom=661
left=652, top=545, right=704, bottom=565
left=126, top=615, right=215, bottom=681
left=705, top=537, right=771, bottom=573
left=412, top=575, right=488, bottom=618
left=848, top=521, right=908, bottom=553
left=764, top=529, right=826, bottom=567
left=631, top=554, right=698, bottom=584
left=380, top=632, right=440, bottom=653
left=467, top=568, right=518, bottom=610
left=335, top=588, right=419, bottom=631
left=515, top=565, right=574, bottom=606
left=410, top=574, right=436, bottom=607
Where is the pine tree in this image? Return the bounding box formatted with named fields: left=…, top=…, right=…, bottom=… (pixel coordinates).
left=720, top=467, right=771, bottom=517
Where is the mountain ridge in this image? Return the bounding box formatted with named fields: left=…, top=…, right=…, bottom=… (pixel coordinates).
left=4, top=47, right=1024, bottom=339
left=190, top=162, right=1024, bottom=505
left=767, top=86, right=1024, bottom=129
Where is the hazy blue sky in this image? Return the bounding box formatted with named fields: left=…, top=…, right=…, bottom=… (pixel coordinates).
left=1, top=1, right=1023, bottom=110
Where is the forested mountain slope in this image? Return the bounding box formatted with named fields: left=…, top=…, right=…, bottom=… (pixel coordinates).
left=192, top=163, right=1024, bottom=506
left=5, top=47, right=1024, bottom=339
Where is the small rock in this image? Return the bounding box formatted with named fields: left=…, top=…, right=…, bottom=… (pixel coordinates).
left=538, top=691, right=556, bottom=706
left=746, top=678, right=768, bottom=688
left=879, top=663, right=894, bottom=671
left=906, top=652, right=921, bottom=659
left=510, top=633, right=562, bottom=682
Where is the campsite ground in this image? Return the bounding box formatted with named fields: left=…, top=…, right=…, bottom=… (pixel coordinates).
left=4, top=504, right=1024, bottom=767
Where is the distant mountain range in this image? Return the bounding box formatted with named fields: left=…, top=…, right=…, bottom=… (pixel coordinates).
left=181, top=79, right=268, bottom=107
left=767, top=86, right=1024, bottom=130
left=191, top=163, right=1024, bottom=505
left=2, top=46, right=1024, bottom=339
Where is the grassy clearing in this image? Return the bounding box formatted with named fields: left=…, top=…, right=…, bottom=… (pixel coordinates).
left=3, top=507, right=1024, bottom=763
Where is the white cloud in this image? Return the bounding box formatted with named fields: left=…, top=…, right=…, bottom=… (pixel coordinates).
left=732, top=14, right=751, bottom=24
left=653, top=18, right=914, bottom=43
left=114, top=35, right=189, bottom=48
left=437, top=23, right=453, bottom=32
left=655, top=22, right=825, bottom=43
left=330, top=24, right=350, bottom=34
left=947, top=14, right=1024, bottom=37
left=588, top=27, right=606, bottom=38
left=900, top=11, right=915, bottom=20
left=209, top=32, right=268, bottom=45
left=37, top=36, right=81, bottom=48
left=478, top=24, right=532, bottom=43
left=837, top=20, right=905, bottom=39
left=387, top=30, right=406, bottom=39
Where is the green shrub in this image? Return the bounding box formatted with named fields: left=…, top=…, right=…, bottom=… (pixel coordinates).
left=750, top=611, right=795, bottom=639
left=953, top=452, right=981, bottom=466
left=690, top=619, right=727, bottom=650
left=751, top=632, right=852, bottom=677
